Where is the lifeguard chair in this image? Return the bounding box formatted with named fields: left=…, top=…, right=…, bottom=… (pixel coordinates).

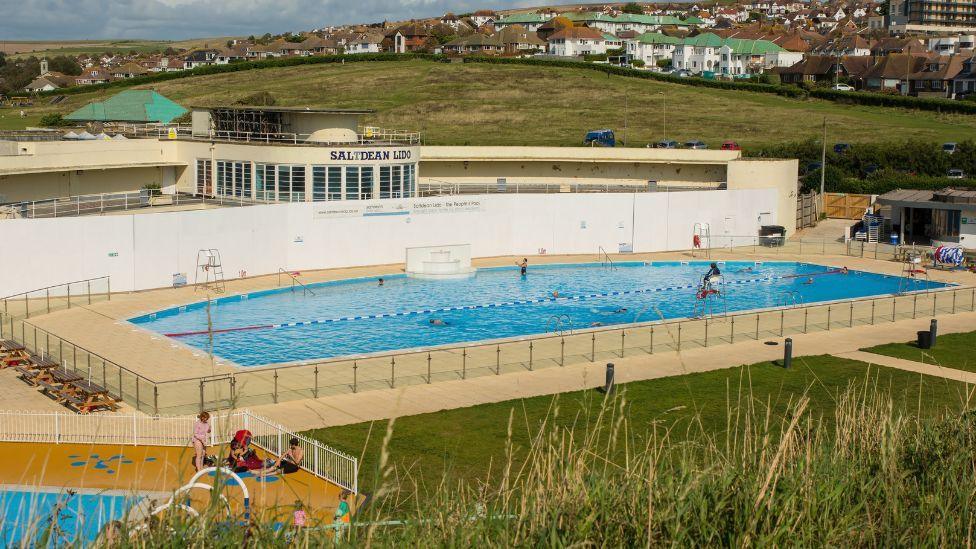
left=194, top=249, right=226, bottom=293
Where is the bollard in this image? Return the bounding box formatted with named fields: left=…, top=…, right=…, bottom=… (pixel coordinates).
left=604, top=363, right=615, bottom=393
left=930, top=318, right=938, bottom=345
left=783, top=337, right=793, bottom=369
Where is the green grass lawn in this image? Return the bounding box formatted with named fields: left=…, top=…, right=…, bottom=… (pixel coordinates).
left=862, top=330, right=976, bottom=373
left=9, top=60, right=976, bottom=147
left=305, top=355, right=971, bottom=490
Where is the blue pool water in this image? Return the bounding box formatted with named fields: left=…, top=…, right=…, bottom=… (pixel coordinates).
left=0, top=488, right=138, bottom=546
left=130, top=261, right=947, bottom=366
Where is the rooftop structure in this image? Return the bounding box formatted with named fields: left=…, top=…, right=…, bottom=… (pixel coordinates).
left=65, top=90, right=187, bottom=124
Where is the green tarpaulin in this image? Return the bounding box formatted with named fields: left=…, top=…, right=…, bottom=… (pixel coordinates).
left=65, top=90, right=187, bottom=123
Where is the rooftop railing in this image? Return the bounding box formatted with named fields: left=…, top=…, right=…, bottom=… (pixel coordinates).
left=417, top=181, right=719, bottom=195
left=1, top=190, right=270, bottom=220
left=188, top=126, right=420, bottom=146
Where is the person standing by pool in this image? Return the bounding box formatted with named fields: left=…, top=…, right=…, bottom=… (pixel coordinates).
left=191, top=411, right=210, bottom=472
left=378, top=278, right=384, bottom=287
left=517, top=258, right=528, bottom=276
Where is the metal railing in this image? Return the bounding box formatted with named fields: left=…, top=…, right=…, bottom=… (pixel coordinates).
left=2, top=191, right=271, bottom=220
left=277, top=268, right=316, bottom=296
left=417, top=181, right=716, bottom=196
left=598, top=246, right=617, bottom=271
left=0, top=409, right=358, bottom=493
left=195, top=126, right=420, bottom=146
left=1, top=240, right=970, bottom=423
left=1, top=276, right=110, bottom=320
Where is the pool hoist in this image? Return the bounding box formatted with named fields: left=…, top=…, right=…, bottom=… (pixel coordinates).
left=693, top=274, right=728, bottom=319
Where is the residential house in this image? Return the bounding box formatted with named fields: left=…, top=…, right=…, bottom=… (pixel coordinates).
left=183, top=49, right=219, bottom=69
left=871, top=37, right=926, bottom=56
left=496, top=25, right=546, bottom=53
left=862, top=53, right=928, bottom=92
left=493, top=12, right=549, bottom=31
left=24, top=72, right=73, bottom=92
left=775, top=55, right=872, bottom=86
left=546, top=27, right=608, bottom=57
left=952, top=55, right=976, bottom=96
left=470, top=10, right=498, bottom=27
left=111, top=62, right=149, bottom=79
left=814, top=34, right=874, bottom=56
left=719, top=38, right=797, bottom=75
left=75, top=66, right=112, bottom=85
left=928, top=35, right=976, bottom=55
left=626, top=32, right=683, bottom=66
left=345, top=32, right=384, bottom=54
left=443, top=33, right=504, bottom=55
left=215, top=46, right=248, bottom=64
left=384, top=23, right=431, bottom=53
left=672, top=32, right=725, bottom=73
left=907, top=55, right=965, bottom=98
left=245, top=43, right=279, bottom=60
left=440, top=13, right=462, bottom=29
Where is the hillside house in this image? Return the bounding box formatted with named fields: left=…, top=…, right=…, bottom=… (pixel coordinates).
left=547, top=27, right=608, bottom=57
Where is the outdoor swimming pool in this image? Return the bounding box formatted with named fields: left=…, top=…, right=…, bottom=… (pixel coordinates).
left=0, top=488, right=138, bottom=546
left=130, top=261, right=947, bottom=367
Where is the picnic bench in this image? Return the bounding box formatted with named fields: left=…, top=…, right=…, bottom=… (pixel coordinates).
left=36, top=367, right=83, bottom=398
left=15, top=358, right=63, bottom=385
left=0, top=344, right=30, bottom=368
left=60, top=380, right=120, bottom=414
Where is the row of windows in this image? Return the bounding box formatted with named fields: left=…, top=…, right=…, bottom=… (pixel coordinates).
left=196, top=160, right=416, bottom=201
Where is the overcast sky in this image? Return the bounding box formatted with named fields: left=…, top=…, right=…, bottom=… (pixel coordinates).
left=0, top=0, right=571, bottom=40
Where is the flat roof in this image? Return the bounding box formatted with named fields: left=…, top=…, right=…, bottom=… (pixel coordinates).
left=191, top=106, right=375, bottom=115
left=877, top=188, right=976, bottom=210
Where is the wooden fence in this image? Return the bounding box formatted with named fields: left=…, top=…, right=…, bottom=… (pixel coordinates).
left=824, top=193, right=872, bottom=219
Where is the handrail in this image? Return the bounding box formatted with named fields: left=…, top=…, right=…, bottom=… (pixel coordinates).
left=598, top=246, right=616, bottom=271
left=277, top=268, right=316, bottom=296
left=2, top=276, right=111, bottom=319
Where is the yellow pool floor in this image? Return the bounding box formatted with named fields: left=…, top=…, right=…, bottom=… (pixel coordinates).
left=0, top=441, right=347, bottom=526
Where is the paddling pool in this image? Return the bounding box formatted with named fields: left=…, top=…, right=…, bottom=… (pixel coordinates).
left=129, top=261, right=947, bottom=366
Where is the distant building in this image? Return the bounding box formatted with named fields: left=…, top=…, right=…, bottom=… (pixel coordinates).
left=889, top=0, right=976, bottom=32
left=547, top=27, right=608, bottom=57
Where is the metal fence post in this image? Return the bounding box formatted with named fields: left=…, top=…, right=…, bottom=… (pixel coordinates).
left=871, top=300, right=876, bottom=325
left=273, top=371, right=278, bottom=403
left=154, top=385, right=159, bottom=416
left=779, top=310, right=784, bottom=336
left=528, top=343, right=533, bottom=371
left=620, top=330, right=626, bottom=356
left=677, top=323, right=682, bottom=351
left=803, top=308, right=809, bottom=333
left=314, top=366, right=319, bottom=398
left=463, top=348, right=468, bottom=378
left=849, top=301, right=854, bottom=327
left=649, top=325, right=654, bottom=353
left=913, top=294, right=917, bottom=319
left=932, top=292, right=937, bottom=316
left=427, top=352, right=432, bottom=382
left=352, top=363, right=357, bottom=393
left=495, top=346, right=501, bottom=375
left=892, top=297, right=897, bottom=322
left=755, top=314, right=760, bottom=340
left=391, top=356, right=396, bottom=387
left=198, top=380, right=204, bottom=412
left=730, top=316, right=735, bottom=343
left=827, top=306, right=832, bottom=330
left=704, top=320, right=708, bottom=347
left=591, top=333, right=596, bottom=361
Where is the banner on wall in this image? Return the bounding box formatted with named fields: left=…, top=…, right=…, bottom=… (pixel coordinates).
left=312, top=198, right=485, bottom=220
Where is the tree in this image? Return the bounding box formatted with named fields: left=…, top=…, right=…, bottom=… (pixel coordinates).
left=48, top=55, right=82, bottom=76
left=226, top=40, right=234, bottom=48
left=632, top=59, right=646, bottom=68
left=236, top=91, right=276, bottom=106
left=549, top=16, right=574, bottom=31
left=163, top=47, right=178, bottom=56
left=622, top=2, right=644, bottom=14
left=39, top=113, right=73, bottom=127
left=759, top=71, right=780, bottom=85
left=0, top=52, right=5, bottom=69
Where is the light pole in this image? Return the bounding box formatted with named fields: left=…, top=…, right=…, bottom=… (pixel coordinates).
left=819, top=116, right=827, bottom=196
left=659, top=91, right=667, bottom=139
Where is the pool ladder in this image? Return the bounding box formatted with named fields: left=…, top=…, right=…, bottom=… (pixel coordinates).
left=780, top=291, right=804, bottom=309
left=546, top=314, right=574, bottom=336
left=598, top=246, right=617, bottom=271
left=278, top=268, right=316, bottom=296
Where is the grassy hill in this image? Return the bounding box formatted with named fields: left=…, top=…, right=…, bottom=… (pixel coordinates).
left=3, top=59, right=974, bottom=148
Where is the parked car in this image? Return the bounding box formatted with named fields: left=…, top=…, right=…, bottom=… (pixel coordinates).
left=862, top=163, right=881, bottom=176
left=685, top=140, right=707, bottom=149
left=948, top=168, right=966, bottom=179
left=943, top=142, right=958, bottom=154
left=720, top=140, right=741, bottom=151
left=583, top=129, right=615, bottom=147
left=655, top=139, right=679, bottom=149
left=805, top=161, right=823, bottom=173
left=833, top=143, right=851, bottom=154
left=833, top=83, right=854, bottom=91
left=671, top=69, right=691, bottom=78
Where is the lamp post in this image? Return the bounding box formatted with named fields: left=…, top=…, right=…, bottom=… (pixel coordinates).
left=659, top=91, right=668, bottom=139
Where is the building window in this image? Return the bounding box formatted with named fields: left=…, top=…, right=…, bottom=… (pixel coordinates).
left=327, top=167, right=342, bottom=200
left=216, top=160, right=251, bottom=199
left=360, top=167, right=373, bottom=200
left=255, top=164, right=276, bottom=201
left=379, top=166, right=392, bottom=199
left=312, top=167, right=327, bottom=201
left=196, top=159, right=212, bottom=196
left=345, top=166, right=360, bottom=200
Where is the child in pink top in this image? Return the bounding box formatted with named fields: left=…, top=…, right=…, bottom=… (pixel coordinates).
left=293, top=500, right=307, bottom=529
left=191, top=411, right=210, bottom=471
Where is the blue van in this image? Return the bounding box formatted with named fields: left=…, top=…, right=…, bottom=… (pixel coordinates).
left=583, top=129, right=615, bottom=147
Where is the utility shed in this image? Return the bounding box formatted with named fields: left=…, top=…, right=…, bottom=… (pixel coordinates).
left=65, top=90, right=188, bottom=124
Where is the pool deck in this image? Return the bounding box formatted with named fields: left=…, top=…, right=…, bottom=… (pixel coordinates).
left=0, top=441, right=345, bottom=525
left=7, top=249, right=976, bottom=425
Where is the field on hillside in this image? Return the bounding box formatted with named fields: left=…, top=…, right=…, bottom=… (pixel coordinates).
left=4, top=60, right=973, bottom=147
left=2, top=38, right=229, bottom=58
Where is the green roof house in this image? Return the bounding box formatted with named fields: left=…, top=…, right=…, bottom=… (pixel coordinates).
left=65, top=90, right=187, bottom=124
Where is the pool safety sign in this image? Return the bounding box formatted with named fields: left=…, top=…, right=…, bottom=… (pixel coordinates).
left=313, top=199, right=484, bottom=220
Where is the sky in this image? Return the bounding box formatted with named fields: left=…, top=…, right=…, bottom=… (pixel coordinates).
left=0, top=0, right=569, bottom=41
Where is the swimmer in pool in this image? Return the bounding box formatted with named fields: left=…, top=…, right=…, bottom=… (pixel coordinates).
left=590, top=321, right=604, bottom=327
left=429, top=319, right=449, bottom=326
left=803, top=277, right=814, bottom=285
left=517, top=258, right=528, bottom=276
left=552, top=291, right=560, bottom=298
left=614, top=307, right=628, bottom=313
left=378, top=278, right=384, bottom=286
left=738, top=266, right=754, bottom=273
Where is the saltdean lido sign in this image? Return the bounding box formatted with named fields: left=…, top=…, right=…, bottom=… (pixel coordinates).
left=329, top=150, right=413, bottom=161
left=313, top=198, right=484, bottom=220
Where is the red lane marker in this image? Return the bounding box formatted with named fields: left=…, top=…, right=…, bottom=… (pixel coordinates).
left=164, top=324, right=274, bottom=338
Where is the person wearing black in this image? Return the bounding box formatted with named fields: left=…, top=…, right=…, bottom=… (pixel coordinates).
left=517, top=258, right=528, bottom=276
left=704, top=262, right=721, bottom=282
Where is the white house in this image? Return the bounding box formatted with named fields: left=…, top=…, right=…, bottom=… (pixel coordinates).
left=470, top=10, right=498, bottom=27
left=672, top=33, right=724, bottom=73
left=626, top=32, right=683, bottom=66
left=547, top=27, right=608, bottom=57
left=345, top=32, right=384, bottom=54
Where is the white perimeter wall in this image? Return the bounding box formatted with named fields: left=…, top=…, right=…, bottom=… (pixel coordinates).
left=0, top=190, right=777, bottom=295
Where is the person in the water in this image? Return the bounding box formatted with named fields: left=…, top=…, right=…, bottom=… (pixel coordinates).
left=429, top=319, right=450, bottom=326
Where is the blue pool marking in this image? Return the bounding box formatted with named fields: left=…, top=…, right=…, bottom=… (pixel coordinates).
left=0, top=488, right=140, bottom=546
left=69, top=453, right=143, bottom=475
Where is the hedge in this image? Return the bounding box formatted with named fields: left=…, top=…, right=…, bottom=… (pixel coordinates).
left=40, top=52, right=976, bottom=116
left=830, top=174, right=976, bottom=195
left=461, top=56, right=976, bottom=115
left=36, top=53, right=448, bottom=98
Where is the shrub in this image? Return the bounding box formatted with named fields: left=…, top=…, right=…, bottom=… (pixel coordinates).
left=38, top=113, right=73, bottom=127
